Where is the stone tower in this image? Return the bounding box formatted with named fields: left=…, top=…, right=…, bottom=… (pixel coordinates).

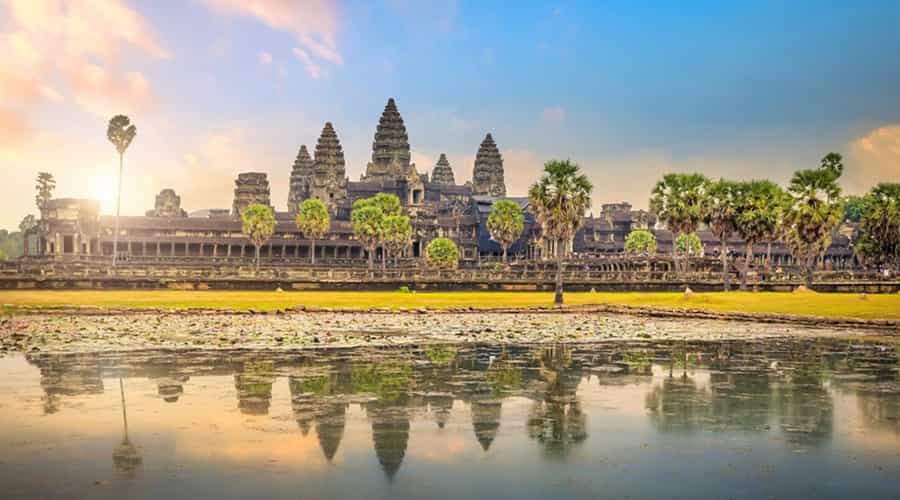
left=472, top=133, right=506, bottom=197
left=287, top=144, right=314, bottom=212
left=362, top=98, right=415, bottom=183
left=311, top=122, right=348, bottom=212
left=430, top=153, right=455, bottom=185
left=147, top=188, right=186, bottom=217
left=232, top=172, right=271, bottom=216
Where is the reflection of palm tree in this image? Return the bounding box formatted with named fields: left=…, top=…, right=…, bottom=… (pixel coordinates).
left=773, top=369, right=833, bottom=447
left=526, top=344, right=588, bottom=458
left=112, top=378, right=142, bottom=477
left=709, top=372, right=771, bottom=431
left=645, top=372, right=712, bottom=433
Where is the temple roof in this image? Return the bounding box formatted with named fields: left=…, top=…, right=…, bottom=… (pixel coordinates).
left=314, top=122, right=346, bottom=175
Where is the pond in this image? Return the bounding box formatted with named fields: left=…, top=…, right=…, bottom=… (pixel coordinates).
left=1, top=339, right=898, bottom=499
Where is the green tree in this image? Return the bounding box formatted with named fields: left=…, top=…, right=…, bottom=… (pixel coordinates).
left=735, top=180, right=784, bottom=290
left=106, top=115, right=137, bottom=268
left=856, top=183, right=900, bottom=270
left=486, top=200, right=525, bottom=263
left=705, top=180, right=741, bottom=291
left=425, top=237, right=459, bottom=269
left=649, top=173, right=710, bottom=272
left=241, top=204, right=275, bottom=270
left=19, top=214, right=37, bottom=233
left=675, top=233, right=701, bottom=256
left=528, top=159, right=593, bottom=305
left=843, top=195, right=869, bottom=223
left=351, top=203, right=384, bottom=271
left=353, top=193, right=402, bottom=269
left=624, top=229, right=657, bottom=255
left=295, top=199, right=330, bottom=265
left=382, top=215, right=413, bottom=266
left=35, top=172, right=55, bottom=213
left=782, top=153, right=845, bottom=287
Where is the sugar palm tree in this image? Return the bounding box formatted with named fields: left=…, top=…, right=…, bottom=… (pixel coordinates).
left=295, top=199, right=330, bottom=265
left=528, top=160, right=593, bottom=305
left=106, top=115, right=137, bottom=268
left=241, top=204, right=276, bottom=270
left=650, top=173, right=710, bottom=273
left=782, top=153, right=845, bottom=288
left=705, top=179, right=742, bottom=291
left=735, top=180, right=783, bottom=290
left=487, top=200, right=525, bottom=263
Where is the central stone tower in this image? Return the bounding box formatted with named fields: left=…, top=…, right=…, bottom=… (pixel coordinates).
left=430, top=154, right=455, bottom=185
left=472, top=133, right=506, bottom=197
left=362, top=98, right=415, bottom=183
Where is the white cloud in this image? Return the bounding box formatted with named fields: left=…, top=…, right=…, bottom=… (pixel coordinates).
left=292, top=47, right=322, bottom=79
left=257, top=50, right=273, bottom=65
left=201, top=0, right=341, bottom=79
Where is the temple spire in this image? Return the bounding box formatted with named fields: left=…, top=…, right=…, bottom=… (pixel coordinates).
left=472, top=133, right=506, bottom=197
left=363, top=97, right=413, bottom=183
left=431, top=153, right=456, bottom=185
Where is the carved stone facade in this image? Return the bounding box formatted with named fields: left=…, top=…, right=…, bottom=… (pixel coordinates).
left=232, top=173, right=271, bottom=216
left=431, top=154, right=455, bottom=185
left=472, top=134, right=506, bottom=197
left=147, top=189, right=186, bottom=217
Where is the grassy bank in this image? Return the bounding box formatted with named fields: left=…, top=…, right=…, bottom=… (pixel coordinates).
left=1, top=290, right=898, bottom=319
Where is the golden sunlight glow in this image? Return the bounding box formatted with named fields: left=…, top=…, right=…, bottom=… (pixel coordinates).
left=88, top=174, right=119, bottom=214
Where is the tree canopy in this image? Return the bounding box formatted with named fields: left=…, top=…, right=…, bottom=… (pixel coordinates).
left=486, top=200, right=525, bottom=262
left=35, top=172, right=55, bottom=212
left=855, top=183, right=900, bottom=269
left=295, top=199, right=330, bottom=264
left=650, top=173, right=710, bottom=239
left=624, top=229, right=656, bottom=254
left=426, top=237, right=459, bottom=269
left=382, top=214, right=413, bottom=264
left=241, top=204, right=275, bottom=269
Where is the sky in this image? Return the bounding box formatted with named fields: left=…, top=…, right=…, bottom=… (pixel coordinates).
left=2, top=0, right=900, bottom=231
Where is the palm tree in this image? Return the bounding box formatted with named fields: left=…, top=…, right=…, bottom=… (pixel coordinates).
left=528, top=159, right=593, bottom=305
left=782, top=153, right=845, bottom=288
left=486, top=200, right=525, bottom=263
left=705, top=179, right=741, bottom=291
left=295, top=199, right=330, bottom=265
left=351, top=202, right=384, bottom=273
left=34, top=172, right=56, bottom=214
left=856, top=183, right=900, bottom=270
left=241, top=204, right=276, bottom=270
left=382, top=215, right=413, bottom=267
left=650, top=173, right=710, bottom=273
left=735, top=180, right=783, bottom=290
left=106, top=115, right=137, bottom=268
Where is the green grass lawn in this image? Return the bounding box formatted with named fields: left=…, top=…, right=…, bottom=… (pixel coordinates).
left=0, top=290, right=898, bottom=320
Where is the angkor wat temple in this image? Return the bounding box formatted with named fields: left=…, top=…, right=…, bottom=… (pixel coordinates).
left=22, top=98, right=856, bottom=271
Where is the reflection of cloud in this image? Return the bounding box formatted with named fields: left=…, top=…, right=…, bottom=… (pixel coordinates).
left=202, top=0, right=341, bottom=78
left=846, top=124, right=900, bottom=194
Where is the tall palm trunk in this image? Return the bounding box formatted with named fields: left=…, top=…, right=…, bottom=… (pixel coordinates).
left=112, top=152, right=123, bottom=268
left=502, top=246, right=507, bottom=264
left=254, top=245, right=260, bottom=271
left=673, top=231, right=681, bottom=275
left=721, top=237, right=730, bottom=291
left=766, top=241, right=772, bottom=271
left=554, top=238, right=564, bottom=305
left=381, top=246, right=386, bottom=271
left=310, top=239, right=316, bottom=265
left=741, top=241, right=753, bottom=291
left=367, top=247, right=374, bottom=271
left=805, top=254, right=815, bottom=288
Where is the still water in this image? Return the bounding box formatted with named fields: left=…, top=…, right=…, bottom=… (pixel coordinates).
left=1, top=339, right=898, bottom=499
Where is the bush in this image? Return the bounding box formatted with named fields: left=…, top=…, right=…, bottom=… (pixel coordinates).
left=426, top=237, right=459, bottom=269
left=624, top=229, right=656, bottom=254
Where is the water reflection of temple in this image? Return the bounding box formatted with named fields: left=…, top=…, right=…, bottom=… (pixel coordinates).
left=23, top=340, right=900, bottom=477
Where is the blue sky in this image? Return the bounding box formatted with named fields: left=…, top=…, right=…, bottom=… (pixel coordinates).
left=2, top=0, right=900, bottom=230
